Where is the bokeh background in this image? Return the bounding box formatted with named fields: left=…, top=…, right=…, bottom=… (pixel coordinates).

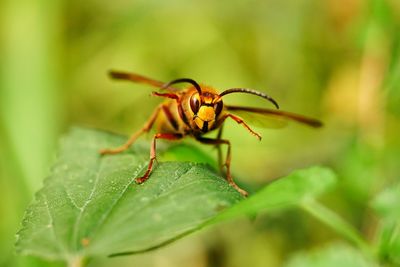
left=1, top=0, right=399, bottom=266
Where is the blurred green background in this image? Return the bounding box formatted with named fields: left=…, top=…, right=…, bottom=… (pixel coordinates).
left=1, top=0, right=399, bottom=266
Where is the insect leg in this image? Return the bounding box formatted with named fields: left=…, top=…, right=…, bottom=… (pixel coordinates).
left=99, top=105, right=163, bottom=155
left=216, top=125, right=224, bottom=172
left=196, top=137, right=248, bottom=197
left=136, top=133, right=183, bottom=184
left=226, top=114, right=262, bottom=140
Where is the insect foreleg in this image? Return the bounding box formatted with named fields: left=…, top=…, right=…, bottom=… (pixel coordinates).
left=226, top=114, right=262, bottom=140
left=196, top=137, right=248, bottom=197
left=99, top=105, right=163, bottom=155
left=136, top=133, right=183, bottom=184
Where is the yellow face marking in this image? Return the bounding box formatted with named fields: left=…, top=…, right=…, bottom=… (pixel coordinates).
left=194, top=106, right=216, bottom=131
left=197, top=106, right=215, bottom=122
left=194, top=117, right=204, bottom=130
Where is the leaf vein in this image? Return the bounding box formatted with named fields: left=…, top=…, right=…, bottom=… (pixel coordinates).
left=71, top=158, right=105, bottom=251
left=88, top=163, right=146, bottom=241
left=43, top=194, right=69, bottom=259
left=63, top=183, right=82, bottom=210
left=102, top=165, right=197, bottom=235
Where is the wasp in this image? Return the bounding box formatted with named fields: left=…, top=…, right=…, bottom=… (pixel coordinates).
left=100, top=71, right=322, bottom=196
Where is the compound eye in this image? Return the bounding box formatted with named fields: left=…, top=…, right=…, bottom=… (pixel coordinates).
left=215, top=101, right=223, bottom=116
left=190, top=94, right=200, bottom=114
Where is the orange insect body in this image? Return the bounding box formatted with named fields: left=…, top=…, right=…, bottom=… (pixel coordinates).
left=101, top=71, right=322, bottom=196
left=155, top=86, right=219, bottom=135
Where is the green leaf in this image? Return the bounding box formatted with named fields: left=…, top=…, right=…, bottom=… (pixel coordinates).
left=284, top=243, right=377, bottom=267
left=301, top=199, right=371, bottom=255
left=372, top=184, right=400, bottom=221
left=215, top=166, right=337, bottom=221
left=15, top=127, right=243, bottom=263
left=16, top=127, right=338, bottom=266
left=372, top=185, right=400, bottom=264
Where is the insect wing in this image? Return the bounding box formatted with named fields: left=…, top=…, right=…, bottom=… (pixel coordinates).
left=226, top=106, right=322, bottom=129
left=109, top=70, right=180, bottom=91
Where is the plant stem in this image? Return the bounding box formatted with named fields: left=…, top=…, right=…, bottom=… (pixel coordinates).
left=300, top=198, right=373, bottom=257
